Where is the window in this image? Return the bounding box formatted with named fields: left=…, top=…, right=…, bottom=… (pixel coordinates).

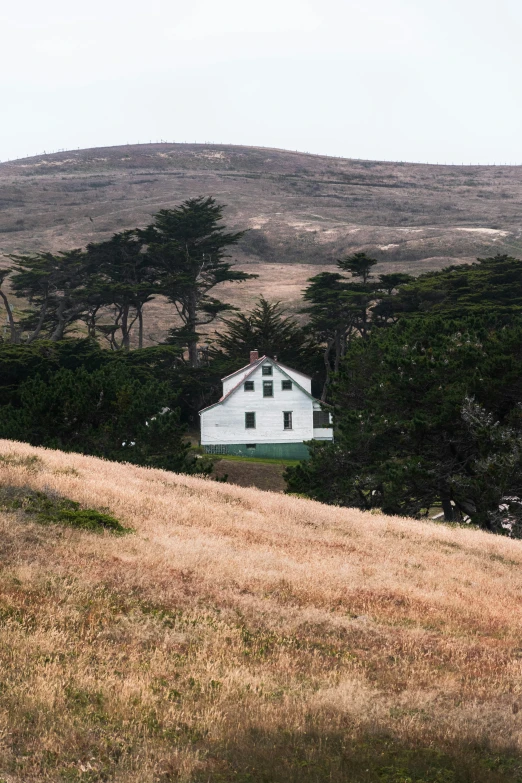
left=263, top=381, right=273, bottom=397
left=246, top=444, right=256, bottom=449
left=262, top=365, right=272, bottom=376
left=283, top=411, right=293, bottom=430
left=245, top=412, right=256, bottom=429
left=244, top=381, right=254, bottom=391
left=313, top=410, right=331, bottom=428
left=281, top=380, right=292, bottom=390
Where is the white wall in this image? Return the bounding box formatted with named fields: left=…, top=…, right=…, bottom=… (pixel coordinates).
left=221, top=359, right=312, bottom=397
left=201, top=361, right=318, bottom=445
left=276, top=363, right=312, bottom=393
left=313, top=428, right=333, bottom=440
left=222, top=364, right=256, bottom=396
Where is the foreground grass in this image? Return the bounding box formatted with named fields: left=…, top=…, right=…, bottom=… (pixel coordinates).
left=1, top=440, right=522, bottom=781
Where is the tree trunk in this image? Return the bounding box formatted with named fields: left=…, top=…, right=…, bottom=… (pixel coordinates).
left=188, top=340, right=198, bottom=367
left=121, top=303, right=130, bottom=351
left=334, top=330, right=342, bottom=373
left=440, top=488, right=454, bottom=522
left=26, top=300, right=49, bottom=343
left=50, top=299, right=67, bottom=342
left=187, top=291, right=199, bottom=367
left=87, top=306, right=100, bottom=339
left=138, top=306, right=144, bottom=349
left=0, top=289, right=20, bottom=343
left=321, top=339, right=335, bottom=402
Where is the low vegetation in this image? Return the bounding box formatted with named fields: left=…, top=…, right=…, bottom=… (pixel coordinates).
left=0, top=452, right=127, bottom=533
left=0, top=486, right=127, bottom=533
left=1, top=440, right=522, bottom=781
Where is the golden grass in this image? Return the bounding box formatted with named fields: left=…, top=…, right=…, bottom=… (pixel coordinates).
left=1, top=439, right=522, bottom=781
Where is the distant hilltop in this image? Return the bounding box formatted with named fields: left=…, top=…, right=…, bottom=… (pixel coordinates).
left=1, top=142, right=521, bottom=270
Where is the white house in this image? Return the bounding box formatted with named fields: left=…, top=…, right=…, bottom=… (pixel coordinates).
left=199, top=351, right=333, bottom=459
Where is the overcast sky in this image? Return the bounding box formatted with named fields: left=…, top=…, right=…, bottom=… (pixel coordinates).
left=1, top=0, right=521, bottom=164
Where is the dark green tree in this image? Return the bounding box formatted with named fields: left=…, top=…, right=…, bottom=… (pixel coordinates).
left=211, top=297, right=321, bottom=377
left=337, top=251, right=378, bottom=284
left=140, top=197, right=257, bottom=366
left=0, top=270, right=19, bottom=343
left=6, top=250, right=90, bottom=342
left=303, top=253, right=380, bottom=399
left=302, top=273, right=355, bottom=399
left=393, top=254, right=522, bottom=320
left=84, top=231, right=159, bottom=349
left=0, top=361, right=206, bottom=474
left=285, top=315, right=522, bottom=535
left=377, top=272, right=415, bottom=297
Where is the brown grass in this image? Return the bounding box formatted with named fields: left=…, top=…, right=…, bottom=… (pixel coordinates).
left=1, top=439, right=522, bottom=781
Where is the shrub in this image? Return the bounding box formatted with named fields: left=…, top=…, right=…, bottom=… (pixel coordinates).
left=0, top=486, right=130, bottom=534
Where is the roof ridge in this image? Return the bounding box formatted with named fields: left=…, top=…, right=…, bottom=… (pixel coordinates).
left=221, top=355, right=267, bottom=381
left=200, top=358, right=321, bottom=414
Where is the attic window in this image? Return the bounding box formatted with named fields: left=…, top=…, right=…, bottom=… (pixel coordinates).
left=262, top=365, right=272, bottom=376
left=281, top=380, right=292, bottom=390
left=244, top=381, right=255, bottom=391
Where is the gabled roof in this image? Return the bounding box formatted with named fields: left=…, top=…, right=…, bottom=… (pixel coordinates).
left=199, top=356, right=318, bottom=414
left=221, top=356, right=267, bottom=382
left=221, top=356, right=312, bottom=383
left=274, top=361, right=311, bottom=381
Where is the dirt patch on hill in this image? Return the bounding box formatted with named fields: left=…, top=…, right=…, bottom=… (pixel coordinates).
left=212, top=458, right=288, bottom=492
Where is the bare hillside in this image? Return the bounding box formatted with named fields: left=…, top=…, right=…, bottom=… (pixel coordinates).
left=1, top=144, right=522, bottom=324
left=1, top=143, right=522, bottom=265
left=1, top=440, right=522, bottom=781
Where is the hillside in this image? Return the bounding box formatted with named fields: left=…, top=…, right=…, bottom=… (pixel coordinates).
left=1, top=440, right=522, bottom=781
left=2, top=144, right=522, bottom=338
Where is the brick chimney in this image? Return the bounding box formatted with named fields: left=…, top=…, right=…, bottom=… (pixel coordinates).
left=249, top=349, right=259, bottom=364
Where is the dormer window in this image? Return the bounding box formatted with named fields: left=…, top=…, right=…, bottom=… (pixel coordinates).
left=262, top=365, right=272, bottom=376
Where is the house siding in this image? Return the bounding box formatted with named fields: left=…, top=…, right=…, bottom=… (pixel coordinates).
left=200, top=358, right=333, bottom=459
left=222, top=366, right=258, bottom=396
left=201, top=364, right=314, bottom=444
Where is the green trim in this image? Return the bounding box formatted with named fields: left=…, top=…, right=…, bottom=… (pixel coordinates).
left=203, top=442, right=311, bottom=460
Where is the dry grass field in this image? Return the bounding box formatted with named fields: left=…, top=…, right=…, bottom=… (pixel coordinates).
left=2, top=143, right=522, bottom=341
left=1, top=440, right=522, bottom=782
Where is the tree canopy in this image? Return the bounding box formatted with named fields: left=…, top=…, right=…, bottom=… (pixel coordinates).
left=286, top=314, right=522, bottom=535
left=0, top=339, right=211, bottom=474
left=1, top=197, right=255, bottom=363
left=392, top=254, right=522, bottom=320
left=211, top=297, right=321, bottom=378
left=139, top=196, right=257, bottom=365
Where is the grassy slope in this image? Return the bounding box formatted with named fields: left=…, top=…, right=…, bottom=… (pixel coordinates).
left=2, top=143, right=522, bottom=342
left=1, top=440, right=522, bottom=781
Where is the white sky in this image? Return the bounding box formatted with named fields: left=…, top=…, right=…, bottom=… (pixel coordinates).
left=1, top=0, right=521, bottom=163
